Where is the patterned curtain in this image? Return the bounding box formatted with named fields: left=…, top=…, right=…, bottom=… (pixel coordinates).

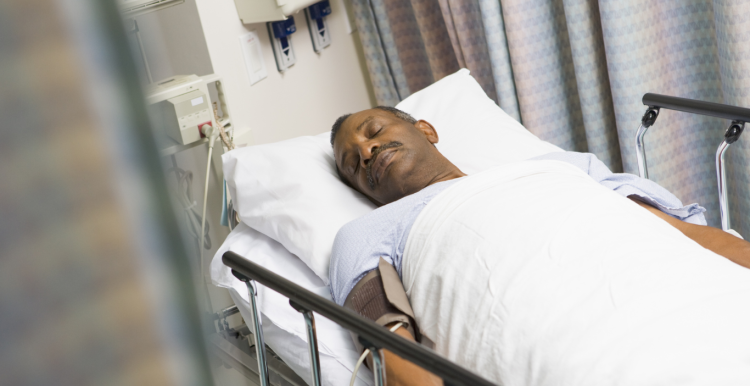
left=350, top=0, right=750, bottom=237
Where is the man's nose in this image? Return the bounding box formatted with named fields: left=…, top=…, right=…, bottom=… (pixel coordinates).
left=358, top=142, right=379, bottom=167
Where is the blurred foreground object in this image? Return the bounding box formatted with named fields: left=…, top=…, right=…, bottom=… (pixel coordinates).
left=0, top=0, right=213, bottom=385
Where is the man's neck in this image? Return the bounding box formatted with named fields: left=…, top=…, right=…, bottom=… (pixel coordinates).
left=425, top=166, right=466, bottom=187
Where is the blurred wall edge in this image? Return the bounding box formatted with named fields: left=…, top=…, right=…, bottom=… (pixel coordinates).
left=0, top=0, right=214, bottom=385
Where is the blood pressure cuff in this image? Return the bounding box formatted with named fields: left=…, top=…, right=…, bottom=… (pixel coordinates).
left=343, top=257, right=420, bottom=348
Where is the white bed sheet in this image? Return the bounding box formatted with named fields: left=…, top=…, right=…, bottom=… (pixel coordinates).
left=211, top=223, right=373, bottom=386
left=403, top=160, right=750, bottom=385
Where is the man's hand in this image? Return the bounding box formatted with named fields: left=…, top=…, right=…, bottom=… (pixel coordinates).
left=630, top=197, right=750, bottom=269
left=380, top=323, right=443, bottom=386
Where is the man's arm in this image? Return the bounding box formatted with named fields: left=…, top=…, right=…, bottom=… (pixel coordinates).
left=380, top=323, right=442, bottom=386
left=630, top=197, right=750, bottom=269
left=344, top=260, right=442, bottom=385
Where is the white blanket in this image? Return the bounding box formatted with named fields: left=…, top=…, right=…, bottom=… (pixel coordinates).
left=402, top=160, right=750, bottom=386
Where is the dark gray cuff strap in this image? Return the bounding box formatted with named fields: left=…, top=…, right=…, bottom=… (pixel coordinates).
left=343, top=258, right=420, bottom=341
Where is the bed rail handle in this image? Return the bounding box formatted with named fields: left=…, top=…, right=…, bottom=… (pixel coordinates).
left=716, top=121, right=746, bottom=232
left=635, top=107, right=660, bottom=179
left=642, top=93, right=750, bottom=122
left=232, top=270, right=271, bottom=386
left=359, top=337, right=387, bottom=386
left=223, top=251, right=498, bottom=386
left=289, top=300, right=322, bottom=386
left=636, top=93, right=746, bottom=233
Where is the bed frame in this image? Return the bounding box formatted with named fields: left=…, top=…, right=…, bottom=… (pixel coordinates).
left=635, top=93, right=748, bottom=233
left=222, top=250, right=496, bottom=386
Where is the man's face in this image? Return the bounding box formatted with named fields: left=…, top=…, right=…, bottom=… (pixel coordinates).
left=333, top=109, right=441, bottom=206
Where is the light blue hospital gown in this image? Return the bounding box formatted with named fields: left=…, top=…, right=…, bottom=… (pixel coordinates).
left=328, top=152, right=707, bottom=306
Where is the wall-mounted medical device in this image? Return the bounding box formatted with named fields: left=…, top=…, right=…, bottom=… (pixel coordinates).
left=118, top=0, right=184, bottom=17
left=233, top=0, right=322, bottom=24
left=305, top=1, right=332, bottom=52
left=267, top=18, right=297, bottom=72
left=145, top=74, right=222, bottom=147
left=152, top=90, right=211, bottom=145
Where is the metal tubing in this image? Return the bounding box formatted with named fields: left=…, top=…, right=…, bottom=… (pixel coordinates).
left=246, top=280, right=270, bottom=386
left=716, top=140, right=731, bottom=231
left=131, top=20, right=153, bottom=84
left=643, top=93, right=750, bottom=122
left=635, top=123, right=650, bottom=179
left=301, top=310, right=322, bottom=386
left=288, top=300, right=321, bottom=385
left=223, top=252, right=497, bottom=386
left=369, top=348, right=387, bottom=386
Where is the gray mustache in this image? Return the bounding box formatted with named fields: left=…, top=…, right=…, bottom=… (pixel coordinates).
left=366, top=141, right=402, bottom=189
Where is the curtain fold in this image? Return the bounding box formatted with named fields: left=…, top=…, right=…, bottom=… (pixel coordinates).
left=410, top=0, right=461, bottom=81
left=381, top=0, right=434, bottom=93
left=368, top=0, right=411, bottom=99
left=350, top=0, right=401, bottom=106
left=501, top=0, right=589, bottom=154
left=561, top=0, right=622, bottom=170
left=437, top=0, right=498, bottom=102
left=477, top=0, right=521, bottom=121
left=351, top=0, right=750, bottom=236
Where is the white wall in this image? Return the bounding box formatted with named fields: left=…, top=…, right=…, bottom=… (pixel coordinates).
left=195, top=0, right=375, bottom=145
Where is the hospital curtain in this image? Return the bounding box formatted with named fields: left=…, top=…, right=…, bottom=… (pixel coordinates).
left=351, top=0, right=750, bottom=237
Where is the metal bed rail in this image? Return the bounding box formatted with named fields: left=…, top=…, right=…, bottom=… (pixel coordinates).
left=635, top=93, right=747, bottom=233
left=208, top=330, right=306, bottom=386
left=223, top=251, right=497, bottom=386
left=208, top=304, right=307, bottom=385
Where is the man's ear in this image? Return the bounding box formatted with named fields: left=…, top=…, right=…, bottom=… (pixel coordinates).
left=414, top=120, right=439, bottom=144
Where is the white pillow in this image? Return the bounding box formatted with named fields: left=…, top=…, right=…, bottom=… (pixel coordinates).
left=210, top=223, right=373, bottom=386
left=223, top=133, right=375, bottom=282
left=222, top=68, right=562, bottom=282
left=397, top=68, right=562, bottom=174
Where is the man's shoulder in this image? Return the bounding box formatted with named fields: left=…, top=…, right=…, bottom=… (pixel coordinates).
left=335, top=202, right=401, bottom=242
left=329, top=200, right=405, bottom=302
left=336, top=181, right=457, bottom=243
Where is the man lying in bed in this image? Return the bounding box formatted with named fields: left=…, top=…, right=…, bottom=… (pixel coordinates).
left=329, top=106, right=750, bottom=385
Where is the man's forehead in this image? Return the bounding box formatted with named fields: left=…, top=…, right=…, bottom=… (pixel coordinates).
left=335, top=109, right=391, bottom=153
left=343, top=109, right=394, bottom=131
left=334, top=108, right=404, bottom=159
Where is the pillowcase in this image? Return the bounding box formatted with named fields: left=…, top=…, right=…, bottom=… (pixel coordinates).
left=397, top=68, right=562, bottom=174
left=222, top=68, right=563, bottom=282
left=223, top=132, right=376, bottom=282
left=210, top=223, right=373, bottom=386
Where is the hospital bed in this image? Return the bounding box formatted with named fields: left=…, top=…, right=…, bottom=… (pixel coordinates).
left=209, top=70, right=748, bottom=386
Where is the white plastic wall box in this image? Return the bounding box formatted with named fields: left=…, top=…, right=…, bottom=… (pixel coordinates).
left=233, top=0, right=321, bottom=24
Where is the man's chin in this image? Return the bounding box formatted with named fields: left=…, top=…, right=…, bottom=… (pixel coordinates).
left=362, top=191, right=384, bottom=207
